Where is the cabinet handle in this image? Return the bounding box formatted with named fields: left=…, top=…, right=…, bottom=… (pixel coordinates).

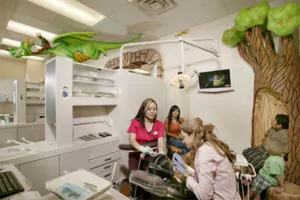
left=104, top=173, right=111, bottom=178
left=104, top=157, right=112, bottom=162
left=104, top=165, right=111, bottom=169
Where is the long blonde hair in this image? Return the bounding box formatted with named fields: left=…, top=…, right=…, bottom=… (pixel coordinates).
left=181, top=118, right=236, bottom=167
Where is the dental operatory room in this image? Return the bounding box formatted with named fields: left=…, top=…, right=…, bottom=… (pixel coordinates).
left=0, top=0, right=300, bottom=199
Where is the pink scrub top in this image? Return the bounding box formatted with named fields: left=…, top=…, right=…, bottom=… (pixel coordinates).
left=186, top=144, right=241, bottom=200
left=127, top=119, right=165, bottom=144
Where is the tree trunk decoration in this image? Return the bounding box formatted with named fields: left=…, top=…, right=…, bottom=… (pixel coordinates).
left=222, top=2, right=300, bottom=184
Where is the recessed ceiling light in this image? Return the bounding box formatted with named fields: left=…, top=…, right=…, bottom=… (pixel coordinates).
left=1, top=38, right=42, bottom=49
left=7, top=20, right=57, bottom=41
left=28, top=0, right=106, bottom=27
left=0, top=49, right=44, bottom=61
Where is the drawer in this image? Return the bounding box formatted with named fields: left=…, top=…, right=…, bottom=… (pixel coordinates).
left=90, top=162, right=115, bottom=176
left=88, top=151, right=120, bottom=169
left=88, top=141, right=119, bottom=159
left=90, top=163, right=118, bottom=181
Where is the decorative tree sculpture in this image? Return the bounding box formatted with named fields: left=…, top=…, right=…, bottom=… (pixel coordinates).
left=222, top=1, right=300, bottom=184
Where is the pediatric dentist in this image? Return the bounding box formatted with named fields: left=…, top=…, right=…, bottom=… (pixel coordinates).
left=172, top=117, right=240, bottom=200
left=127, top=98, right=166, bottom=170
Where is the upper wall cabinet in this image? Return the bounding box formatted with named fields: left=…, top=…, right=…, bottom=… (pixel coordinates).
left=26, top=82, right=45, bottom=105
left=72, top=63, right=119, bottom=106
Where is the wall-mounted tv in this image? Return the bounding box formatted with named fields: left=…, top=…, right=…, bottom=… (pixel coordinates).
left=198, top=69, right=234, bottom=93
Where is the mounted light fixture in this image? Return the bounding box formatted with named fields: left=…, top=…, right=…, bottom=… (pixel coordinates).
left=7, top=20, right=57, bottom=41
left=129, top=69, right=151, bottom=75
left=28, top=0, right=106, bottom=27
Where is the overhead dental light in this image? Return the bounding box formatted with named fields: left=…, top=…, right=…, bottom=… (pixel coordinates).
left=118, top=37, right=220, bottom=89
left=28, top=0, right=106, bottom=27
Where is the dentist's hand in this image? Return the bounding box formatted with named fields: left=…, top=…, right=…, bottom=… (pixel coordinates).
left=138, top=146, right=153, bottom=154
left=172, top=153, right=195, bottom=177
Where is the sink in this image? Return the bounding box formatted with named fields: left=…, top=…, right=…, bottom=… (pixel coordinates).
left=0, top=146, right=33, bottom=161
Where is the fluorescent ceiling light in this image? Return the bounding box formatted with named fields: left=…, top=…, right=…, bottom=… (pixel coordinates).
left=1, top=38, right=42, bottom=49
left=129, top=69, right=151, bottom=75
left=0, top=49, right=10, bottom=56
left=0, top=49, right=44, bottom=61
left=23, top=55, right=45, bottom=61
left=28, top=0, right=106, bottom=27
left=1, top=38, right=21, bottom=47
left=7, top=20, right=57, bottom=41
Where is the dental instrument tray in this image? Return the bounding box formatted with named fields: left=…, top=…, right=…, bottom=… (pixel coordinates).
left=45, top=169, right=112, bottom=200
left=0, top=171, right=24, bottom=198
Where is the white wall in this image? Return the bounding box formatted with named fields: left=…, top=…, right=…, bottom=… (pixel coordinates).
left=26, top=60, right=45, bottom=82
left=159, top=14, right=254, bottom=153
left=0, top=58, right=26, bottom=78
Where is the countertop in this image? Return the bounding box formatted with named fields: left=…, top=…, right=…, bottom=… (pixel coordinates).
left=0, top=121, right=45, bottom=129
left=0, top=135, right=120, bottom=165
left=42, top=188, right=130, bottom=200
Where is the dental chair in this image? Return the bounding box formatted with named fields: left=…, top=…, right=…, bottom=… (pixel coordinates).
left=118, top=141, right=158, bottom=199
left=129, top=154, right=197, bottom=200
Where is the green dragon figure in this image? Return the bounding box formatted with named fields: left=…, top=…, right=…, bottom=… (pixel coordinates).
left=9, top=32, right=142, bottom=62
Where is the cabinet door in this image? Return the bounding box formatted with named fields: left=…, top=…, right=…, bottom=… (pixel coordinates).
left=0, top=127, right=17, bottom=147
left=19, top=156, right=59, bottom=195
left=59, top=148, right=89, bottom=175
left=17, top=125, right=45, bottom=142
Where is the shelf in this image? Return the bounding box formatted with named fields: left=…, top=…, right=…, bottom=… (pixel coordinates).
left=0, top=101, right=13, bottom=104
left=26, top=81, right=44, bottom=85
left=26, top=99, right=45, bottom=104
left=73, top=62, right=118, bottom=72
left=73, top=74, right=115, bottom=82
left=72, top=97, right=118, bottom=106
left=73, top=80, right=116, bottom=86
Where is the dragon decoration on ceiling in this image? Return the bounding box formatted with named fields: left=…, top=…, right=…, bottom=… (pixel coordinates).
left=9, top=32, right=142, bottom=63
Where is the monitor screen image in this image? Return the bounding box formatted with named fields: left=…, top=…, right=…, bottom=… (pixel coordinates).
left=198, top=69, right=231, bottom=89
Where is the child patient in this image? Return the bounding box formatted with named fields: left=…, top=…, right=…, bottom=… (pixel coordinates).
left=248, top=114, right=289, bottom=199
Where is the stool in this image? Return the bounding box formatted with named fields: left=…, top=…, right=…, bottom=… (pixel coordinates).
left=267, top=181, right=300, bottom=200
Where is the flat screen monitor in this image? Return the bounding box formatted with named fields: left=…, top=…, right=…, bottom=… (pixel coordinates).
left=198, top=69, right=233, bottom=93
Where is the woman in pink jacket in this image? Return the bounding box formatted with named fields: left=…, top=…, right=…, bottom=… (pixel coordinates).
left=172, top=117, right=240, bottom=200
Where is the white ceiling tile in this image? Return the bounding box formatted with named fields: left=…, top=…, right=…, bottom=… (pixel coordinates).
left=0, top=6, right=14, bottom=30
left=178, top=0, right=229, bottom=25
left=92, top=17, right=128, bottom=36
left=111, top=4, right=153, bottom=26
left=78, top=0, right=129, bottom=16
left=224, top=0, right=264, bottom=14
left=0, top=0, right=19, bottom=10
left=15, top=0, right=58, bottom=23
left=10, top=12, right=61, bottom=35
left=155, top=6, right=197, bottom=28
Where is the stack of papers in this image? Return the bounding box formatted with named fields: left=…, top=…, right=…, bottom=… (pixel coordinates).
left=45, top=170, right=112, bottom=200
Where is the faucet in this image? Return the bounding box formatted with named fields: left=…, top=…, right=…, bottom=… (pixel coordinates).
left=7, top=140, right=23, bottom=146
left=6, top=140, right=28, bottom=151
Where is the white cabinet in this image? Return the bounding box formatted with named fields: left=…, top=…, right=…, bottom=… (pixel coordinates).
left=60, top=141, right=121, bottom=181
left=17, top=124, right=45, bottom=142
left=59, top=148, right=89, bottom=175
left=26, top=82, right=45, bottom=105
left=0, top=127, right=17, bottom=147
left=72, top=62, right=119, bottom=106
left=19, top=156, right=59, bottom=195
